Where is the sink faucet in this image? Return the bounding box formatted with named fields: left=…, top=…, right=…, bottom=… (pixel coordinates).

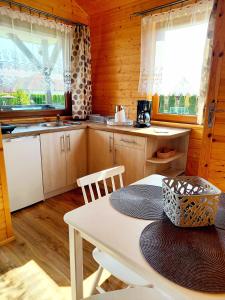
left=56, top=114, right=61, bottom=125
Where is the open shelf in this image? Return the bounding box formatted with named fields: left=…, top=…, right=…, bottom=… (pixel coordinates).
left=159, top=168, right=184, bottom=177
left=146, top=152, right=185, bottom=164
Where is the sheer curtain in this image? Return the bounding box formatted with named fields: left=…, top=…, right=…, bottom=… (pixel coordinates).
left=0, top=6, right=73, bottom=105
left=138, top=0, right=214, bottom=124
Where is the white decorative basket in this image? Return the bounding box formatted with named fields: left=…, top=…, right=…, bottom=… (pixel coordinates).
left=162, top=176, right=221, bottom=227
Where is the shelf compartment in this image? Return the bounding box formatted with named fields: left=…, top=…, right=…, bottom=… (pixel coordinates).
left=146, top=152, right=185, bottom=164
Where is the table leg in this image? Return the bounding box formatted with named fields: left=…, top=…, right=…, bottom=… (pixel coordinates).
left=69, top=225, right=83, bottom=300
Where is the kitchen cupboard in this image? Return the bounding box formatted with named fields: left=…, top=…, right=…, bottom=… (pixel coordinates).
left=66, top=129, right=87, bottom=186
left=3, top=136, right=44, bottom=212
left=114, top=133, right=146, bottom=185
left=87, top=128, right=189, bottom=186
left=88, top=129, right=114, bottom=173
left=88, top=130, right=146, bottom=185
left=40, top=131, right=67, bottom=195
left=2, top=124, right=189, bottom=208
left=40, top=129, right=87, bottom=198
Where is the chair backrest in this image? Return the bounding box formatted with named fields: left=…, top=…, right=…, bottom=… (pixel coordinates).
left=77, top=166, right=125, bottom=204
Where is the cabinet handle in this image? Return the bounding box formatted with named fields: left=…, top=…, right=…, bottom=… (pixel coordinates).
left=60, top=135, right=65, bottom=152
left=66, top=134, right=71, bottom=151
left=120, top=138, right=137, bottom=145
left=114, top=148, right=117, bottom=165
left=109, top=136, right=113, bottom=152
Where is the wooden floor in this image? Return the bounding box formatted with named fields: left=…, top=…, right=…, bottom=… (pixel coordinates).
left=0, top=189, right=125, bottom=295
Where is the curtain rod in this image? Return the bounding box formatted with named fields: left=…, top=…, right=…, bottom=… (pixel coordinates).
left=131, top=0, right=191, bottom=17
left=0, top=0, right=86, bottom=26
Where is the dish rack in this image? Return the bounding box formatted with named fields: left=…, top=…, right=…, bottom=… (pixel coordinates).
left=106, top=119, right=133, bottom=126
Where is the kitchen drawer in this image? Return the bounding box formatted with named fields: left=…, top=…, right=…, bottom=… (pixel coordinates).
left=114, top=133, right=146, bottom=150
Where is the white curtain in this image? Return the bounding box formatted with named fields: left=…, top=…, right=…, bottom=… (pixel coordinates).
left=0, top=6, right=73, bottom=104
left=138, top=0, right=214, bottom=124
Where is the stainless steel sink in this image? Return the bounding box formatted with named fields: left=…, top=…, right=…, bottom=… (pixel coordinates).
left=41, top=122, right=70, bottom=128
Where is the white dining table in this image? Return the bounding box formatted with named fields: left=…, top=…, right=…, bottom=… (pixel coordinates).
left=64, top=174, right=225, bottom=300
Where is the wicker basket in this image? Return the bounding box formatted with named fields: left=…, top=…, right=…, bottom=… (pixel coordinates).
left=162, top=176, right=221, bottom=227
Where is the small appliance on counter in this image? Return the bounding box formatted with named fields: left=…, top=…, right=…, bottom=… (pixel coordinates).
left=135, top=100, right=151, bottom=128
left=106, top=105, right=133, bottom=126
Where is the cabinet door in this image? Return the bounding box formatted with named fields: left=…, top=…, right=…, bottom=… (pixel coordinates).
left=66, top=129, right=87, bottom=186
left=3, top=136, right=44, bottom=212
left=40, top=132, right=67, bottom=194
left=88, top=129, right=114, bottom=173
left=114, top=145, right=145, bottom=186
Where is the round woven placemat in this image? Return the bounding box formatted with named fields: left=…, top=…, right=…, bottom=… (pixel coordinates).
left=215, top=193, right=225, bottom=230
left=110, top=185, right=165, bottom=220
left=140, top=219, right=225, bottom=292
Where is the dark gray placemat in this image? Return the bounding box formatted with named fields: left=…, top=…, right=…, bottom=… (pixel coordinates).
left=110, top=184, right=166, bottom=220
left=140, top=219, right=225, bottom=293
left=215, top=193, right=225, bottom=230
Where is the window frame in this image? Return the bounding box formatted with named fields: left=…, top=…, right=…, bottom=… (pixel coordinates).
left=152, top=95, right=197, bottom=124
left=0, top=13, right=73, bottom=120
left=0, top=92, right=72, bottom=119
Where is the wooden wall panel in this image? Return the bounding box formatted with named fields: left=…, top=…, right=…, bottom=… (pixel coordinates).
left=208, top=160, right=225, bottom=191
left=1, top=0, right=89, bottom=24
left=198, top=0, right=225, bottom=191
left=0, top=133, right=14, bottom=245
left=90, top=0, right=203, bottom=176
left=75, top=0, right=143, bottom=15
left=208, top=101, right=225, bottom=190
left=186, top=128, right=204, bottom=175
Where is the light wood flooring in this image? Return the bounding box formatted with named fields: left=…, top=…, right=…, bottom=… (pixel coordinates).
left=0, top=189, right=125, bottom=295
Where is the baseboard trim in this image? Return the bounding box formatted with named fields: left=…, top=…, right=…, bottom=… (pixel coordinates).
left=44, top=184, right=77, bottom=200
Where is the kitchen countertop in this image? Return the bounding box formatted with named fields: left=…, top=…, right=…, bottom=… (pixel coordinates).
left=2, top=121, right=190, bottom=139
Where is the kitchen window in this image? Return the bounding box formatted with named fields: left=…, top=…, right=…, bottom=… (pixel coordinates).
left=139, top=0, right=214, bottom=124
left=0, top=7, right=73, bottom=117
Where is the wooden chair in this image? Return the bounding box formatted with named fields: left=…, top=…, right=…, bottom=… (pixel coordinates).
left=77, top=166, right=151, bottom=295
left=84, top=287, right=167, bottom=300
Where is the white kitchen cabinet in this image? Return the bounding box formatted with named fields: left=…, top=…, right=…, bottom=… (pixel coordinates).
left=88, top=129, right=114, bottom=173
left=114, top=133, right=146, bottom=185
left=3, top=136, right=44, bottom=212
left=65, top=129, right=87, bottom=186
left=40, top=129, right=87, bottom=198
left=88, top=130, right=146, bottom=186
left=40, top=131, right=67, bottom=195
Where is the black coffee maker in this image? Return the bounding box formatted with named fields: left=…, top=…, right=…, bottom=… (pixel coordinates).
left=135, top=100, right=151, bottom=128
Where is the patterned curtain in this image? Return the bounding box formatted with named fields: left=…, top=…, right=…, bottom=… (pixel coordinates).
left=71, top=25, right=92, bottom=119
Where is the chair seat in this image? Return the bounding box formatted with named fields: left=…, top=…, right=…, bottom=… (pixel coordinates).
left=84, top=287, right=167, bottom=300
left=92, top=248, right=150, bottom=286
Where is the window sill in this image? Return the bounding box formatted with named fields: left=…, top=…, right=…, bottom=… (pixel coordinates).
left=151, top=120, right=203, bottom=129
left=152, top=95, right=198, bottom=125
left=0, top=93, right=72, bottom=120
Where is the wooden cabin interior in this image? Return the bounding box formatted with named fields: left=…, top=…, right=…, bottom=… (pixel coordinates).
left=0, top=0, right=225, bottom=299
